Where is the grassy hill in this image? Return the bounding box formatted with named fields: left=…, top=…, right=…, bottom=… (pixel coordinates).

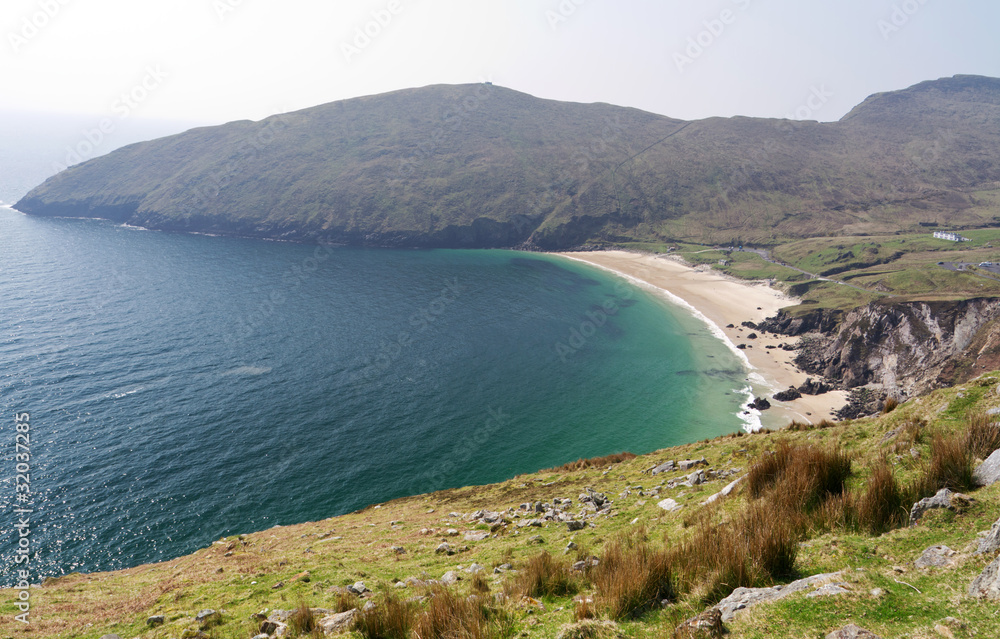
left=15, top=75, right=1000, bottom=249
left=8, top=372, right=1000, bottom=638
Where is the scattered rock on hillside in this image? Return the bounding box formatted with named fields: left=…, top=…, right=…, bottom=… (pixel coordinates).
left=969, top=555, right=1000, bottom=599
left=555, top=619, right=625, bottom=639
left=807, top=583, right=850, bottom=598
left=674, top=608, right=724, bottom=638
left=580, top=488, right=610, bottom=508
left=713, top=571, right=843, bottom=621
left=657, top=498, right=683, bottom=512
left=464, top=531, right=489, bottom=541
left=915, top=545, right=959, bottom=569
left=702, top=476, right=744, bottom=505
left=319, top=609, right=357, bottom=634
left=975, top=516, right=1000, bottom=555
left=825, top=625, right=882, bottom=639
left=572, top=558, right=599, bottom=571
left=435, top=542, right=454, bottom=555
left=441, top=571, right=461, bottom=584
left=678, top=458, right=708, bottom=471
left=196, top=609, right=222, bottom=627
left=650, top=460, right=676, bottom=475
left=470, top=509, right=503, bottom=523
left=974, top=449, right=1000, bottom=486
left=146, top=615, right=165, bottom=627
left=259, top=620, right=287, bottom=636
left=910, top=489, right=974, bottom=525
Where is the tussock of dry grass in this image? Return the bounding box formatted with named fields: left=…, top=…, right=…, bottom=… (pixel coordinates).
left=354, top=593, right=417, bottom=639
left=591, top=531, right=674, bottom=620
left=549, top=452, right=637, bottom=472
left=508, top=551, right=580, bottom=599
left=574, top=597, right=595, bottom=621
left=965, top=408, right=1000, bottom=459
left=675, top=501, right=798, bottom=603
left=471, top=572, right=490, bottom=594
left=412, top=586, right=513, bottom=639
left=747, top=441, right=852, bottom=512
left=335, top=589, right=361, bottom=613
left=785, top=419, right=836, bottom=432
left=883, top=396, right=900, bottom=414
left=289, top=601, right=318, bottom=636
left=920, top=432, right=976, bottom=494
left=854, top=457, right=909, bottom=534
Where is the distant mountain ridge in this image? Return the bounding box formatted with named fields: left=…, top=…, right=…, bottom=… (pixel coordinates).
left=15, top=75, right=1000, bottom=249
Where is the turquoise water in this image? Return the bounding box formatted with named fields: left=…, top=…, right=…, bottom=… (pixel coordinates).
left=0, top=208, right=750, bottom=581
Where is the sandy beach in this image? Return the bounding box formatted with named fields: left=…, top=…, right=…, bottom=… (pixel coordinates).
left=553, top=250, right=847, bottom=429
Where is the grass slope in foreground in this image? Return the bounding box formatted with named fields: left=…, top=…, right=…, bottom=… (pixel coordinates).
left=8, top=373, right=1000, bottom=637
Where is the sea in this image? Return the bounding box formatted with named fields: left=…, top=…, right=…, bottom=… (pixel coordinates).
left=0, top=116, right=759, bottom=584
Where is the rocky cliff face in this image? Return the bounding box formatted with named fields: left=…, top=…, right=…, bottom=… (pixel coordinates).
left=775, top=299, right=1000, bottom=396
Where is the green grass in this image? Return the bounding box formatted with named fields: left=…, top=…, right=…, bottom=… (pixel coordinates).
left=9, top=371, right=1000, bottom=638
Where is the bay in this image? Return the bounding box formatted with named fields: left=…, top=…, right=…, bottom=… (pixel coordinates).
left=0, top=208, right=749, bottom=580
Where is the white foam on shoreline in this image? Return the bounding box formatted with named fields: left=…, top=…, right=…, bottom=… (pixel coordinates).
left=555, top=253, right=771, bottom=432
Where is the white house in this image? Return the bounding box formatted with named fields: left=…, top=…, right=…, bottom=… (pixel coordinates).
left=933, top=231, right=971, bottom=242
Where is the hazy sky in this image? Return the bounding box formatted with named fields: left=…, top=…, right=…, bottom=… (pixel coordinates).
left=3, top=0, right=1000, bottom=127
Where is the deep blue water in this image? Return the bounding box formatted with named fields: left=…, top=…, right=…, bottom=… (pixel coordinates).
left=0, top=208, right=751, bottom=583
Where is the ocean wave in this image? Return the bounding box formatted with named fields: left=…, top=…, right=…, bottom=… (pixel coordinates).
left=221, top=365, right=272, bottom=376
left=108, top=386, right=144, bottom=399
left=736, top=384, right=764, bottom=433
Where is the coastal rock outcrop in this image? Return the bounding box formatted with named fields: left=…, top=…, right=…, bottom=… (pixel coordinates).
left=773, top=386, right=802, bottom=401
left=767, top=298, right=1000, bottom=395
